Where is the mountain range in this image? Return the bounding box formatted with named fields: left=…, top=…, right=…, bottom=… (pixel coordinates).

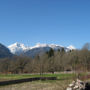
left=0, top=42, right=76, bottom=58
left=8, top=42, right=76, bottom=57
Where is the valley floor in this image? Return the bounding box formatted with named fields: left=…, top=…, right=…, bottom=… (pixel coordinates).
left=0, top=73, right=89, bottom=90
left=0, top=80, right=72, bottom=90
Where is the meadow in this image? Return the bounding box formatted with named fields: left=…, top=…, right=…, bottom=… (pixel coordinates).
left=0, top=73, right=89, bottom=90
left=0, top=73, right=76, bottom=81
left=0, top=73, right=75, bottom=90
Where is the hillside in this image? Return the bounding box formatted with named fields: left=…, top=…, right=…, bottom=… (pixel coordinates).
left=0, top=43, right=13, bottom=58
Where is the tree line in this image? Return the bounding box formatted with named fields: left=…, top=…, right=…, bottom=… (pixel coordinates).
left=0, top=43, right=90, bottom=74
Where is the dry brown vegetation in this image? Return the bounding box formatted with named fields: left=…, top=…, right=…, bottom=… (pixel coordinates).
left=0, top=47, right=90, bottom=75
left=0, top=80, right=72, bottom=90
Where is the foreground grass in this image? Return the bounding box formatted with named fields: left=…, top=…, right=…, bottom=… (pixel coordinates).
left=0, top=73, right=76, bottom=81
left=0, top=73, right=90, bottom=90
left=0, top=73, right=83, bottom=90
left=0, top=79, right=72, bottom=90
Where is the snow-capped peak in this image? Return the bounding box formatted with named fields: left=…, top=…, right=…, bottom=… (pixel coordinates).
left=67, top=45, right=76, bottom=50
left=8, top=42, right=30, bottom=54
left=49, top=44, right=64, bottom=49
left=30, top=43, right=64, bottom=50
left=8, top=42, right=76, bottom=54
left=30, top=43, right=49, bottom=49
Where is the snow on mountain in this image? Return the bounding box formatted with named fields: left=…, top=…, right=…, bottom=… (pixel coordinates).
left=49, top=44, right=64, bottom=50
left=8, top=42, right=76, bottom=55
left=67, top=45, right=76, bottom=50
left=30, top=43, right=49, bottom=49
left=30, top=43, right=64, bottom=50
left=8, top=42, right=30, bottom=54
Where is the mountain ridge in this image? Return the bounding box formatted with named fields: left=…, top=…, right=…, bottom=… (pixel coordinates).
left=0, top=43, right=13, bottom=58
left=8, top=42, right=76, bottom=55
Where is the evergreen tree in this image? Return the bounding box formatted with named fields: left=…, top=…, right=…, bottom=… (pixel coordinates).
left=47, top=48, right=54, bottom=57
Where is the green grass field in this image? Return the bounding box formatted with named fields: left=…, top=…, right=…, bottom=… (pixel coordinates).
left=0, top=73, right=75, bottom=90
left=0, top=73, right=89, bottom=90
left=0, top=73, right=76, bottom=81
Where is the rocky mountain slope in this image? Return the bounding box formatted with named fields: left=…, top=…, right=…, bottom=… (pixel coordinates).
left=0, top=43, right=13, bottom=58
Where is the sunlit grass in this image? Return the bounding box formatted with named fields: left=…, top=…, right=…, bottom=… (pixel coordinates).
left=0, top=73, right=76, bottom=81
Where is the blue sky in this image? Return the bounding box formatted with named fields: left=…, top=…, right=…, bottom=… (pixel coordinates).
left=0, top=0, right=90, bottom=48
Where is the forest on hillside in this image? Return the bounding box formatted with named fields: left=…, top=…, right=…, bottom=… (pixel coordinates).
left=0, top=43, right=90, bottom=75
